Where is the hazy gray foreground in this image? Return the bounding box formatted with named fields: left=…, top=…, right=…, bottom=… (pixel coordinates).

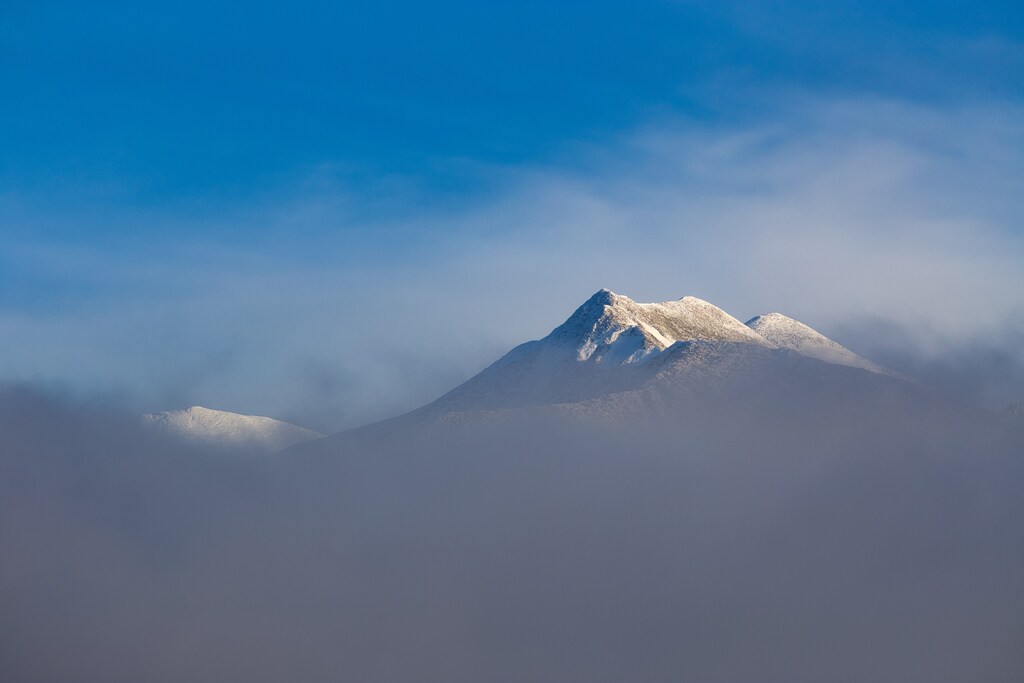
left=4, top=291, right=1024, bottom=682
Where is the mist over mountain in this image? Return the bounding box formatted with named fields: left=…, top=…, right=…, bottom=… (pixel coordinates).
left=5, top=0, right=1022, bottom=678
left=3, top=289, right=1024, bottom=682
left=2, top=374, right=1022, bottom=682
left=745, top=311, right=888, bottom=374
left=141, top=406, right=322, bottom=452
left=303, top=290, right=940, bottom=450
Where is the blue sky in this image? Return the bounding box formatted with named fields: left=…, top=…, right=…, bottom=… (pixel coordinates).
left=4, top=1, right=1020, bottom=210
left=2, top=1, right=1023, bottom=429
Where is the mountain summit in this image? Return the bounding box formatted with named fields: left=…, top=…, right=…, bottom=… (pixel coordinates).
left=317, top=289, right=909, bottom=444
left=537, top=289, right=879, bottom=372
left=551, top=289, right=770, bottom=365
left=424, top=289, right=785, bottom=412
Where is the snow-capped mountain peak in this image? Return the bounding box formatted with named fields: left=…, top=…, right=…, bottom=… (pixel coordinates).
left=744, top=312, right=885, bottom=373
left=311, top=289, right=915, bottom=445
left=549, top=289, right=771, bottom=365
left=141, top=406, right=322, bottom=452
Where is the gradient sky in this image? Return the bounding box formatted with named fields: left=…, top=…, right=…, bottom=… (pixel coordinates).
left=2, top=1, right=1023, bottom=430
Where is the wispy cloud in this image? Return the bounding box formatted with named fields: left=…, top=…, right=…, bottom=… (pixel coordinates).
left=2, top=95, right=1023, bottom=428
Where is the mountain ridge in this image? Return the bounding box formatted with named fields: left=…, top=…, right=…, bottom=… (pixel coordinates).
left=150, top=290, right=929, bottom=451
left=141, top=406, right=322, bottom=452
left=745, top=311, right=886, bottom=373
left=298, top=289, right=915, bottom=449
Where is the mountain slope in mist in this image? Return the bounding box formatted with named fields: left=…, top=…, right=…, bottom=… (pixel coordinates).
left=432, top=288, right=896, bottom=411
left=9, top=381, right=1018, bottom=683
left=142, top=406, right=322, bottom=452
left=4, top=290, right=1024, bottom=683
left=745, top=311, right=886, bottom=373
left=316, top=289, right=917, bottom=445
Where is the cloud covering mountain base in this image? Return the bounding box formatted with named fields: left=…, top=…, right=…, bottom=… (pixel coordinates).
left=2, top=385, right=1022, bottom=683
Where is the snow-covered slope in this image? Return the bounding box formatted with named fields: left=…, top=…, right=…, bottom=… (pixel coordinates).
left=141, top=406, right=322, bottom=452
left=424, top=290, right=777, bottom=411
left=745, top=312, right=886, bottom=373
left=550, top=289, right=771, bottom=364
left=319, top=290, right=904, bottom=444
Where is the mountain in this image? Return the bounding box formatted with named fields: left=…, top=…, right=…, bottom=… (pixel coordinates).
left=426, top=289, right=901, bottom=412
left=416, top=290, right=775, bottom=410
left=141, top=406, right=322, bottom=452
left=745, top=312, right=886, bottom=373
left=549, top=289, right=771, bottom=364
left=309, top=289, right=927, bottom=448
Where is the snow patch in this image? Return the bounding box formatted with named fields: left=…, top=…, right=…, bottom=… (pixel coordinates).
left=141, top=406, right=322, bottom=452
left=745, top=312, right=888, bottom=374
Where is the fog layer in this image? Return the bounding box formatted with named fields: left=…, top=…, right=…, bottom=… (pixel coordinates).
left=2, top=385, right=1022, bottom=682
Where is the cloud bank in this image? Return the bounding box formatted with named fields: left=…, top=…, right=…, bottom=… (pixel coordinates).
left=2, top=385, right=1023, bottom=682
